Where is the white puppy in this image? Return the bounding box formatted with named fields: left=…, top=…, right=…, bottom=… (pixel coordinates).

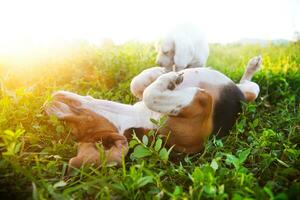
left=156, top=24, right=209, bottom=71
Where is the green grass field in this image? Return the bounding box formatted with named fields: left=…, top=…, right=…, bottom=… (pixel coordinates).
left=0, top=42, right=299, bottom=199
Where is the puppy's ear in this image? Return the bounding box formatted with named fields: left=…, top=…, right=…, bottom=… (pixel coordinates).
left=173, top=39, right=193, bottom=70
left=159, top=36, right=173, bottom=52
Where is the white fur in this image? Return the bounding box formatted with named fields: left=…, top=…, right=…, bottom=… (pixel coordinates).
left=237, top=56, right=262, bottom=99
left=130, top=67, right=232, bottom=100
left=50, top=91, right=161, bottom=134
left=143, top=72, right=201, bottom=115
left=237, top=80, right=260, bottom=99
left=156, top=24, right=209, bottom=71
left=130, top=67, right=165, bottom=99
left=240, top=56, right=262, bottom=83
left=175, top=67, right=232, bottom=89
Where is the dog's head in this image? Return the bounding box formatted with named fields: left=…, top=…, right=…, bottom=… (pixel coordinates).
left=156, top=37, right=175, bottom=71
left=156, top=36, right=194, bottom=72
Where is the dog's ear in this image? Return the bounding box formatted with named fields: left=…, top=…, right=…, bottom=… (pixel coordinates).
left=161, top=37, right=174, bottom=53
left=45, top=100, right=120, bottom=142
left=68, top=143, right=101, bottom=172
left=105, top=139, right=129, bottom=165
left=94, top=132, right=127, bottom=148
left=173, top=39, right=193, bottom=71
left=68, top=139, right=129, bottom=171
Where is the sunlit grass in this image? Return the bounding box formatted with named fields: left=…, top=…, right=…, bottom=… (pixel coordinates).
left=0, top=42, right=299, bottom=199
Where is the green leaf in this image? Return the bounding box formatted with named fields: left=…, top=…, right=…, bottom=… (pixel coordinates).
left=232, top=193, right=243, bottom=200
left=150, top=118, right=159, bottom=125
left=147, top=130, right=156, bottom=137
left=55, top=125, right=64, bottom=134
left=210, top=159, right=218, bottom=171
left=173, top=186, right=183, bottom=197
left=112, top=183, right=126, bottom=192
left=204, top=185, right=216, bottom=195
left=142, top=135, right=148, bottom=146
left=225, top=154, right=240, bottom=169
left=238, top=148, right=251, bottom=163
left=32, top=182, right=38, bottom=200
left=191, top=167, right=204, bottom=184
left=276, top=158, right=290, bottom=167
left=158, top=116, right=167, bottom=126
left=263, top=186, right=274, bottom=199
left=129, top=140, right=138, bottom=148
left=154, top=138, right=162, bottom=151
left=132, top=145, right=152, bottom=159
left=159, top=148, right=169, bottom=161
left=53, top=180, right=67, bottom=188
left=136, top=176, right=153, bottom=188
left=252, top=118, right=259, bottom=128
left=215, top=139, right=224, bottom=147
left=218, top=184, right=225, bottom=194
left=14, top=142, right=22, bottom=154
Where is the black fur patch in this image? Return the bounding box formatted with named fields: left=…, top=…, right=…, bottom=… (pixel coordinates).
left=212, top=83, right=245, bottom=137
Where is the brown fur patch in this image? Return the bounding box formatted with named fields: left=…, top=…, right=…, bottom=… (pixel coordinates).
left=61, top=106, right=126, bottom=147
left=159, top=90, right=213, bottom=153
left=244, top=92, right=257, bottom=102
left=68, top=139, right=128, bottom=171
left=68, top=143, right=100, bottom=170
left=47, top=96, right=131, bottom=170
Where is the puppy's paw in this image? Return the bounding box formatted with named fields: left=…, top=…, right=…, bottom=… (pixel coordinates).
left=247, top=55, right=262, bottom=72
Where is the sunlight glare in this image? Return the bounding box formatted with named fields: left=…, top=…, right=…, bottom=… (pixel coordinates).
left=0, top=0, right=299, bottom=66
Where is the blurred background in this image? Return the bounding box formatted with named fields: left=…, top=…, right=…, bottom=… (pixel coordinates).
left=0, top=0, right=299, bottom=65
left=0, top=0, right=299, bottom=92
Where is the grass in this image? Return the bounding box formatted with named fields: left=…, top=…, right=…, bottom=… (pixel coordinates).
left=0, top=42, right=299, bottom=199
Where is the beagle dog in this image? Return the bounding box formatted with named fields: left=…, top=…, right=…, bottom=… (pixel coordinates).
left=44, top=56, right=262, bottom=169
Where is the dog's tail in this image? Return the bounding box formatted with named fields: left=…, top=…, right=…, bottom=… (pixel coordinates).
left=240, top=56, right=262, bottom=83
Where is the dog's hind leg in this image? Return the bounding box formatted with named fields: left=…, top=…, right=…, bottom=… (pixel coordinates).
left=240, top=56, right=262, bottom=83
left=237, top=56, right=262, bottom=102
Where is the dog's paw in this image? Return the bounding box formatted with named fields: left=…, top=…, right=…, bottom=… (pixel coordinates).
left=158, top=72, right=184, bottom=90
left=52, top=91, right=83, bottom=107
left=247, top=55, right=262, bottom=72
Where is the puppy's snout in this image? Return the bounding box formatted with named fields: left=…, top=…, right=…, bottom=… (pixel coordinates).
left=156, top=60, right=162, bottom=66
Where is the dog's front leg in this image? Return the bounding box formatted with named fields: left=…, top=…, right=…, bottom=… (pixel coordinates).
left=143, top=72, right=212, bottom=117
left=130, top=67, right=166, bottom=99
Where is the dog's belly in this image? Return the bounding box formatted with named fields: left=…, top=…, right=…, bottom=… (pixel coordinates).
left=175, top=67, right=234, bottom=101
